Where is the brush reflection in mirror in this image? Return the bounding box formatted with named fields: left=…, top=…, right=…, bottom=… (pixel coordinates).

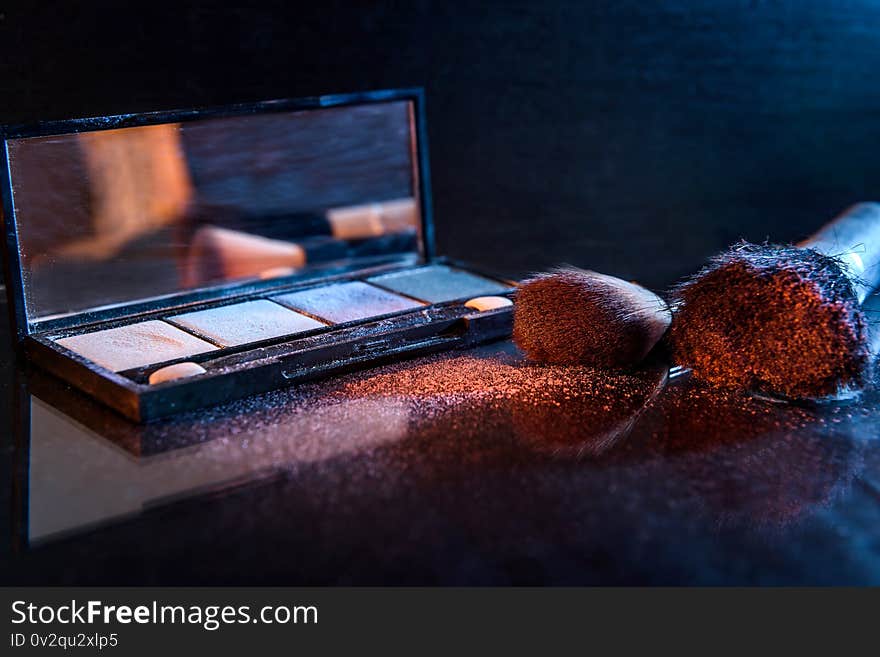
left=326, top=198, right=419, bottom=240
left=181, top=225, right=317, bottom=286
left=180, top=198, right=419, bottom=287
left=9, top=100, right=421, bottom=320
left=26, top=393, right=412, bottom=545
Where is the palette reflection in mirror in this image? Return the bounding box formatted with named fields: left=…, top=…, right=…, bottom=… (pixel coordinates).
left=1, top=88, right=517, bottom=421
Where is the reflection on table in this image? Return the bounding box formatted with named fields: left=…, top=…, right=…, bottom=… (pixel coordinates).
left=17, top=340, right=876, bottom=557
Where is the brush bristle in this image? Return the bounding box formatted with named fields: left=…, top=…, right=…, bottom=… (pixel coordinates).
left=513, top=267, right=671, bottom=368
left=669, top=241, right=871, bottom=399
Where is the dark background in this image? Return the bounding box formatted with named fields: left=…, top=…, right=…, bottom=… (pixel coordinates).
left=2, top=1, right=880, bottom=290
left=3, top=2, right=880, bottom=587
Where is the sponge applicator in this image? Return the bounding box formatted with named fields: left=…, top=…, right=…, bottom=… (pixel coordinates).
left=513, top=267, right=672, bottom=369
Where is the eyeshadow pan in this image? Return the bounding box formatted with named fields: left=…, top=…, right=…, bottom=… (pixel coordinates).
left=56, top=320, right=218, bottom=372
left=367, top=264, right=512, bottom=303
left=272, top=281, right=424, bottom=324
left=168, top=299, right=326, bottom=347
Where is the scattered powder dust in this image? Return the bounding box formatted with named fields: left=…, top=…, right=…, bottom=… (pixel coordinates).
left=40, top=339, right=873, bottom=534
left=330, top=351, right=656, bottom=400
left=324, top=349, right=669, bottom=458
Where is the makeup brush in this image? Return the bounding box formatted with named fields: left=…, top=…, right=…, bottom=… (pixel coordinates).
left=181, top=225, right=347, bottom=286
left=513, top=267, right=672, bottom=369
left=670, top=202, right=880, bottom=400
left=184, top=197, right=418, bottom=242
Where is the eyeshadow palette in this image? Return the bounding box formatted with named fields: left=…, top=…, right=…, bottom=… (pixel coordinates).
left=1, top=88, right=517, bottom=421
left=168, top=299, right=327, bottom=347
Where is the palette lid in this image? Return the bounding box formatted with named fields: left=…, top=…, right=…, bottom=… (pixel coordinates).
left=0, top=88, right=434, bottom=342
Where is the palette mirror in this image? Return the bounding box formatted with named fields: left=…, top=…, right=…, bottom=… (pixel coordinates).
left=2, top=89, right=517, bottom=422
left=6, top=99, right=422, bottom=323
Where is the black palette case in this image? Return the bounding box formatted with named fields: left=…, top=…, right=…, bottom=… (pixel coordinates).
left=1, top=89, right=515, bottom=422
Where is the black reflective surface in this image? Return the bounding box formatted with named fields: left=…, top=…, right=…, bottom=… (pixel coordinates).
left=2, top=295, right=880, bottom=585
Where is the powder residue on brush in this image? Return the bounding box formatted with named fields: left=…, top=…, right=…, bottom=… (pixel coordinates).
left=670, top=242, right=871, bottom=399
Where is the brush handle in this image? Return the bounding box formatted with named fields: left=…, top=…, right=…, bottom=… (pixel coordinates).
left=801, top=202, right=880, bottom=304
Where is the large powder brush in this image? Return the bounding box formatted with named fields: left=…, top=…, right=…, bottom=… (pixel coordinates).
left=513, top=267, right=672, bottom=369
left=670, top=203, right=880, bottom=400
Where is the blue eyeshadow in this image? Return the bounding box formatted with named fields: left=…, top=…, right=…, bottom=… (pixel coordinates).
left=367, top=264, right=512, bottom=303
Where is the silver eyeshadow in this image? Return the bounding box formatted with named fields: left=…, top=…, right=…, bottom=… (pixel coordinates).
left=367, top=264, right=512, bottom=303
left=55, top=320, right=218, bottom=372
left=272, top=281, right=424, bottom=324
left=168, top=299, right=327, bottom=347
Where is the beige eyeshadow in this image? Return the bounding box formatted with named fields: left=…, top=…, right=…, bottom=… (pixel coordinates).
left=56, top=320, right=218, bottom=372
left=168, top=299, right=327, bottom=347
